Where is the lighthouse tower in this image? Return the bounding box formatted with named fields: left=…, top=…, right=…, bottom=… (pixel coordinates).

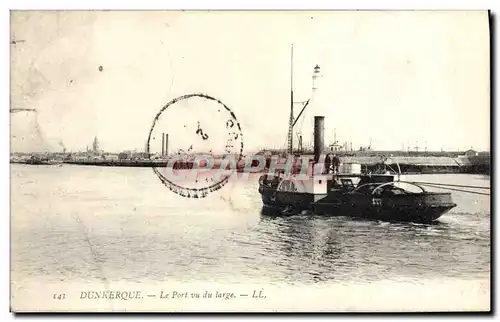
left=292, top=65, right=328, bottom=196
left=298, top=65, right=325, bottom=152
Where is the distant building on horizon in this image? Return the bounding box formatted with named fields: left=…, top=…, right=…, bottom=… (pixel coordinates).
left=92, top=137, right=99, bottom=153
left=463, top=149, right=479, bottom=158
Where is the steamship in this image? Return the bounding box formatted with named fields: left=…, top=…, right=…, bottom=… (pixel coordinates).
left=258, top=50, right=456, bottom=223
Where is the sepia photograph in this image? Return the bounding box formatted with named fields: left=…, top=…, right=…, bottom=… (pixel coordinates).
left=9, top=9, right=491, bottom=312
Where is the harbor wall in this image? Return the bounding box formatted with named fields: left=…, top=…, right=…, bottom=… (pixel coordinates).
left=341, top=156, right=488, bottom=174
left=55, top=154, right=489, bottom=175
left=11, top=149, right=490, bottom=175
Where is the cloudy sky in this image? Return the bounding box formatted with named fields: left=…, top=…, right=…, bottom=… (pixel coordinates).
left=10, top=10, right=490, bottom=153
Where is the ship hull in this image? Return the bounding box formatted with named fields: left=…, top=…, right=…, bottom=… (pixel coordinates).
left=314, top=201, right=455, bottom=223
left=259, top=186, right=326, bottom=211
left=259, top=184, right=455, bottom=223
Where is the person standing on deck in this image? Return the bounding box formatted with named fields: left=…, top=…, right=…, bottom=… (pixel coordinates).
left=332, top=154, right=341, bottom=174
left=324, top=152, right=332, bottom=174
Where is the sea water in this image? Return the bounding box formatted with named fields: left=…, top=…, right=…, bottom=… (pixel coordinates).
left=10, top=165, right=490, bottom=311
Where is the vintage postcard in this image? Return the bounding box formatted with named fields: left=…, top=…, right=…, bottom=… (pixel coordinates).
left=10, top=10, right=490, bottom=312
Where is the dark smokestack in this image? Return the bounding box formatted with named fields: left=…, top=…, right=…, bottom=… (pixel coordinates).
left=314, top=116, right=324, bottom=164
left=161, top=133, right=165, bottom=156
left=165, top=134, right=169, bottom=156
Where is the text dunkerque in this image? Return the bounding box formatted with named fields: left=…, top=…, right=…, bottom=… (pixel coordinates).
left=80, top=291, right=143, bottom=300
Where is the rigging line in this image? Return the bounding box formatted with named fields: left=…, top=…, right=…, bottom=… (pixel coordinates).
left=299, top=104, right=307, bottom=130
left=409, top=181, right=490, bottom=190
left=297, top=104, right=308, bottom=147
left=415, top=183, right=490, bottom=196
left=292, top=99, right=310, bottom=128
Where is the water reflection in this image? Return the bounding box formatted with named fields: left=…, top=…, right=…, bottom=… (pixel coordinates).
left=259, top=211, right=360, bottom=282
left=259, top=207, right=489, bottom=282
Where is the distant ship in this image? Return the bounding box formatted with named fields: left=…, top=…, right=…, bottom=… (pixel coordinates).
left=14, top=155, right=62, bottom=166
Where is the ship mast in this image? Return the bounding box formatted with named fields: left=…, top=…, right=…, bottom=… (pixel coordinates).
left=287, top=44, right=294, bottom=155
left=287, top=45, right=312, bottom=155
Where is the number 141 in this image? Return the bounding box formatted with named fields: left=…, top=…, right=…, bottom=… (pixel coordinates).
left=53, top=293, right=66, bottom=300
